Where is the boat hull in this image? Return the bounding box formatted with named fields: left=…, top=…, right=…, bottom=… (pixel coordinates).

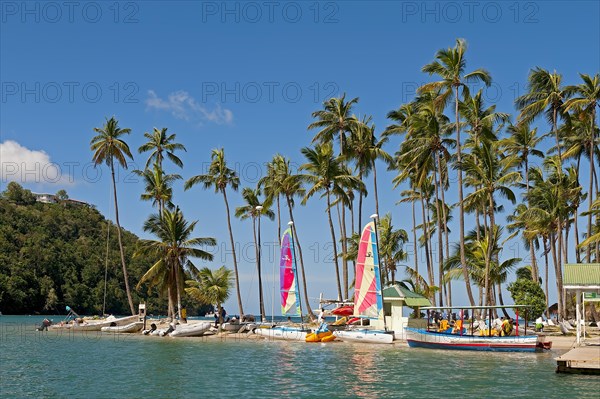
left=101, top=321, right=143, bottom=333
left=333, top=329, right=394, bottom=344
left=170, top=322, right=211, bottom=337
left=405, top=328, right=539, bottom=352
left=254, top=326, right=309, bottom=341
left=49, top=315, right=139, bottom=331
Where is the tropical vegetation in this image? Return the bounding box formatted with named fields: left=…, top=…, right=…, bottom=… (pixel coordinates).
left=1, top=39, right=597, bottom=322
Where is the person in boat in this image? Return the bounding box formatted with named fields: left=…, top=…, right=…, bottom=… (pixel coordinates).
left=501, top=318, right=514, bottom=336
left=318, top=308, right=325, bottom=323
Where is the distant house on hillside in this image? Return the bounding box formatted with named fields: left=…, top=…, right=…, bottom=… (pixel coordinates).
left=32, top=193, right=93, bottom=207
left=33, top=193, right=58, bottom=204
left=64, top=198, right=94, bottom=208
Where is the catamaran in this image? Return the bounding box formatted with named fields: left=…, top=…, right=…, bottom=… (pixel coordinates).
left=255, top=222, right=311, bottom=341
left=405, top=305, right=541, bottom=352
left=333, top=216, right=394, bottom=344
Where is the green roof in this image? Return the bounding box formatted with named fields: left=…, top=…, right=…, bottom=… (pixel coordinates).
left=383, top=284, right=432, bottom=307
left=564, top=263, right=600, bottom=287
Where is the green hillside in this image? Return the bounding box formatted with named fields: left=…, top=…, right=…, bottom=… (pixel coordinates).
left=0, top=182, right=207, bottom=316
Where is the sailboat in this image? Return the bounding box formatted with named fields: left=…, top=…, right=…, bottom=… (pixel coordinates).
left=254, top=222, right=311, bottom=341
left=333, top=216, right=394, bottom=344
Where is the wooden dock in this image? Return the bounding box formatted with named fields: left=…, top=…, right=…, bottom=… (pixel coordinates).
left=555, top=344, right=600, bottom=374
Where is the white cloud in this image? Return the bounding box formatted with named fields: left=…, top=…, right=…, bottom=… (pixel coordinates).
left=146, top=90, right=234, bottom=125
left=1, top=140, right=73, bottom=186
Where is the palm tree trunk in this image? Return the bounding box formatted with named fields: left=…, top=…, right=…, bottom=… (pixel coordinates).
left=222, top=189, right=244, bottom=317
left=543, top=238, right=550, bottom=318
left=253, top=217, right=266, bottom=321
left=588, top=109, right=596, bottom=261
left=175, top=263, right=183, bottom=322
left=372, top=159, right=380, bottom=217
left=411, top=197, right=419, bottom=279
left=111, top=162, right=135, bottom=315
left=424, top=199, right=436, bottom=306
left=341, top=203, right=349, bottom=299
left=550, top=233, right=563, bottom=320
left=167, top=285, right=174, bottom=321
left=497, top=282, right=510, bottom=319
left=484, top=194, right=496, bottom=307
left=525, top=158, right=539, bottom=282
left=286, top=195, right=314, bottom=318
left=556, top=221, right=566, bottom=320
left=419, top=195, right=431, bottom=295
left=358, top=170, right=363, bottom=231
left=276, top=196, right=281, bottom=244
left=349, top=199, right=355, bottom=236
left=432, top=163, right=444, bottom=307
left=327, top=189, right=343, bottom=300
left=455, top=86, right=476, bottom=306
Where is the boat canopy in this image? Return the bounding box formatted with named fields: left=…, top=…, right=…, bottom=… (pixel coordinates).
left=421, top=305, right=532, bottom=310
left=383, top=284, right=432, bottom=307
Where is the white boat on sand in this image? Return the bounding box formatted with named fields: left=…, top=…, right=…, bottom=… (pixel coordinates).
left=50, top=315, right=139, bottom=332
left=170, top=321, right=212, bottom=337
left=101, top=321, right=143, bottom=333
left=254, top=325, right=310, bottom=341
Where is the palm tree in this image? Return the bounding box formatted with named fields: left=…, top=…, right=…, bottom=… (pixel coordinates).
left=420, top=38, right=491, bottom=307
left=185, top=148, right=244, bottom=317
left=516, top=68, right=571, bottom=165
left=91, top=117, right=136, bottom=315
left=377, top=214, right=408, bottom=284
left=134, top=163, right=181, bottom=215
left=300, top=143, right=364, bottom=300
left=259, top=154, right=286, bottom=240
left=396, top=90, right=453, bottom=305
left=138, top=127, right=186, bottom=169
left=525, top=161, right=571, bottom=318
left=138, top=207, right=216, bottom=321
left=462, top=139, right=521, bottom=306
left=274, top=156, right=315, bottom=318
left=186, top=266, right=233, bottom=328
left=564, top=73, right=600, bottom=260
left=308, top=93, right=359, bottom=155
left=235, top=187, right=274, bottom=321
left=346, top=117, right=393, bottom=226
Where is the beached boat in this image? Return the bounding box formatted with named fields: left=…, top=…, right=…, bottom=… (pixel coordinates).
left=50, top=314, right=139, bottom=331
left=333, top=217, right=394, bottom=344
left=406, top=305, right=540, bottom=352
left=221, top=321, right=254, bottom=332
left=170, top=321, right=211, bottom=337
left=101, top=321, right=143, bottom=333
left=255, top=223, right=310, bottom=342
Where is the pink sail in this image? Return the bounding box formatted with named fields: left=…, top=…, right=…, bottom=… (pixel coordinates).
left=280, top=227, right=300, bottom=315
left=353, top=222, right=383, bottom=319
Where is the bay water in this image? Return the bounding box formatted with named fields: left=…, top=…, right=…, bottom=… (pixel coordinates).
left=0, top=316, right=597, bottom=398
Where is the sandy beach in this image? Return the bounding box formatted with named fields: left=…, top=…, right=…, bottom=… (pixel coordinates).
left=138, top=318, right=599, bottom=355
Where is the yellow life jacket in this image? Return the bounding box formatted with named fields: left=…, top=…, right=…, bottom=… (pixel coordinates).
left=438, top=319, right=449, bottom=332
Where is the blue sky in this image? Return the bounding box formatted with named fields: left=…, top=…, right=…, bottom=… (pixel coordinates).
left=1, top=1, right=599, bottom=315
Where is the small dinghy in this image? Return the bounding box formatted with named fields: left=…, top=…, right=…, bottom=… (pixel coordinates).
left=101, top=321, right=143, bottom=333
left=170, top=321, right=211, bottom=337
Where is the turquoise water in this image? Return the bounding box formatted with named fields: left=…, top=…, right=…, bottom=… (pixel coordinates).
left=0, top=316, right=597, bottom=398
